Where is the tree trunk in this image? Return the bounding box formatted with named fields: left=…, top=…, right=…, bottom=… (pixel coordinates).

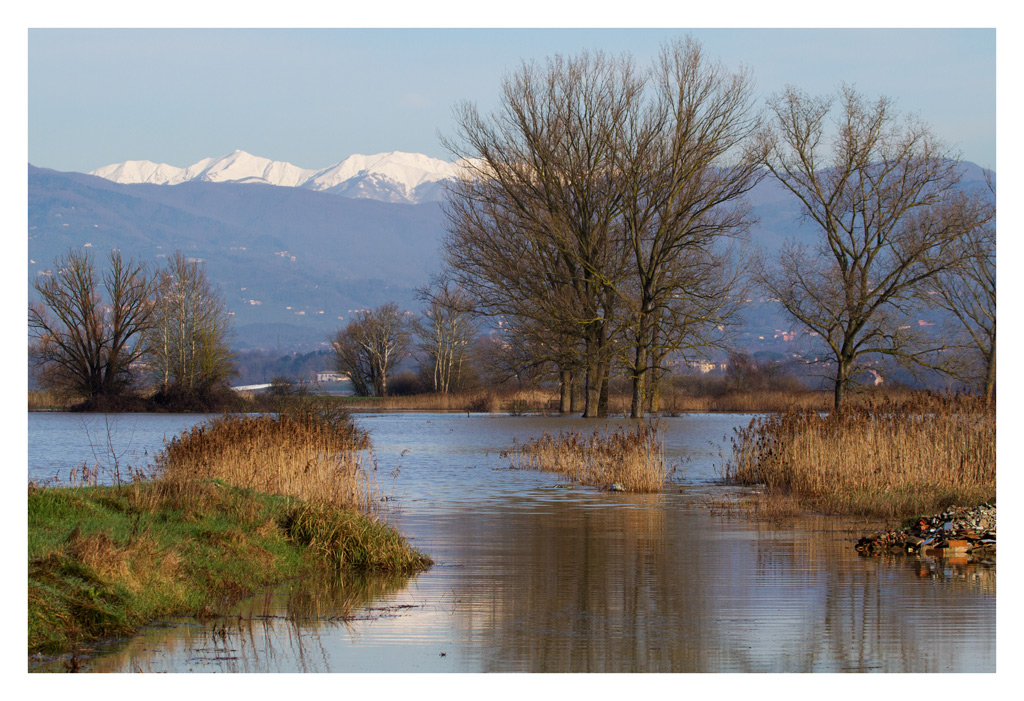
left=648, top=370, right=661, bottom=414
left=570, top=373, right=584, bottom=412
left=983, top=346, right=996, bottom=406
left=583, top=327, right=605, bottom=418
left=584, top=362, right=601, bottom=418
left=559, top=368, right=572, bottom=413
left=631, top=340, right=648, bottom=419
left=833, top=358, right=852, bottom=410
left=598, top=367, right=610, bottom=418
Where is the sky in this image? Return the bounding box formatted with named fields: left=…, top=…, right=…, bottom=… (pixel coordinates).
left=27, top=26, right=997, bottom=173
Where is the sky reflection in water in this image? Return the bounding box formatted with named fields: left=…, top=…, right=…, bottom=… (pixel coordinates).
left=28, top=412, right=995, bottom=672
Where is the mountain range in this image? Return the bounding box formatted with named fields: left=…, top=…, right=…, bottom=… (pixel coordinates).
left=29, top=151, right=994, bottom=353
left=90, top=150, right=466, bottom=205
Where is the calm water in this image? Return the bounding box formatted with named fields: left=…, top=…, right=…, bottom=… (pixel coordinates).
left=27, top=412, right=996, bottom=672
left=27, top=412, right=218, bottom=485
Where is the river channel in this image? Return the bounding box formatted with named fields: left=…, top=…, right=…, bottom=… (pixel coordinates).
left=27, top=412, right=996, bottom=672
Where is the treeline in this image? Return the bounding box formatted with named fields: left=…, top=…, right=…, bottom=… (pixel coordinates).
left=29, top=249, right=236, bottom=411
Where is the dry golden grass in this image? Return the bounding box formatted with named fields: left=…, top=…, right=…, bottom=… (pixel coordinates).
left=28, top=390, right=75, bottom=411
left=724, top=394, right=996, bottom=518
left=155, top=412, right=375, bottom=511
left=342, top=387, right=558, bottom=413
left=510, top=423, right=668, bottom=493
left=654, top=389, right=831, bottom=414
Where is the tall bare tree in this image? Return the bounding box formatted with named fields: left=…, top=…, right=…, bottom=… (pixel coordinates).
left=443, top=50, right=640, bottom=417
left=332, top=303, right=412, bottom=397
left=755, top=85, right=994, bottom=408
left=29, top=248, right=154, bottom=401
left=613, top=37, right=762, bottom=417
left=147, top=251, right=235, bottom=400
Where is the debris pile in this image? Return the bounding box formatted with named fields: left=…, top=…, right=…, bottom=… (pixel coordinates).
left=855, top=504, right=996, bottom=562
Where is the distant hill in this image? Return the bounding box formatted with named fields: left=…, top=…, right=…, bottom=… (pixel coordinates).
left=28, top=165, right=447, bottom=349
left=27, top=157, right=994, bottom=352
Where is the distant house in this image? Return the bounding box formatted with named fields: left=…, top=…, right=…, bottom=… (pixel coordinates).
left=686, top=360, right=726, bottom=374
left=316, top=371, right=348, bottom=383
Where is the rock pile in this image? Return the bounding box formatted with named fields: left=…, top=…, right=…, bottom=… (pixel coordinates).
left=856, top=504, right=996, bottom=564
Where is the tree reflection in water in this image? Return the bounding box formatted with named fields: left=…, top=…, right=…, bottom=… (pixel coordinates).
left=439, top=503, right=995, bottom=672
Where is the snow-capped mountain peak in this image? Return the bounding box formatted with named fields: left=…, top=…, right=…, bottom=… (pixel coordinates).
left=89, top=150, right=461, bottom=204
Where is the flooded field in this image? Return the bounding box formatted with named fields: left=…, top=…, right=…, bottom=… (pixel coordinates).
left=27, top=412, right=996, bottom=672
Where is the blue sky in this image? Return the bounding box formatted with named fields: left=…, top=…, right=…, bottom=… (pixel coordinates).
left=28, top=27, right=996, bottom=173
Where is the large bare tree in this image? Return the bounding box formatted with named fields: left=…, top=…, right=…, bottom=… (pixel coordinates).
left=755, top=85, right=994, bottom=408
left=613, top=38, right=762, bottom=417
left=29, top=248, right=154, bottom=400
left=443, top=50, right=639, bottom=417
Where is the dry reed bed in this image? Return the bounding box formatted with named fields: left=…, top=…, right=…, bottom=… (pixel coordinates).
left=510, top=424, right=667, bottom=493
left=156, top=413, right=374, bottom=510
left=28, top=390, right=75, bottom=412
left=724, top=396, right=995, bottom=518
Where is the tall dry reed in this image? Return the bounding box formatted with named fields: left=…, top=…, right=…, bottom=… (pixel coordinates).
left=511, top=424, right=667, bottom=493
left=724, top=395, right=996, bottom=517
left=155, top=412, right=375, bottom=511
left=28, top=390, right=75, bottom=412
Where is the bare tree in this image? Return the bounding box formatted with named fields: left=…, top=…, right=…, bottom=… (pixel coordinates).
left=29, top=248, right=154, bottom=401
left=331, top=320, right=374, bottom=397
left=415, top=281, right=478, bottom=394
left=332, top=303, right=412, bottom=397
left=444, top=39, right=769, bottom=417
left=611, top=37, right=763, bottom=417
left=755, top=85, right=994, bottom=408
left=147, top=251, right=235, bottom=401
left=443, top=50, right=640, bottom=417
left=925, top=195, right=996, bottom=403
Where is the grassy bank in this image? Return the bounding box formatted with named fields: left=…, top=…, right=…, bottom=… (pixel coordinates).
left=28, top=403, right=431, bottom=655
left=723, top=395, right=996, bottom=518
left=510, top=424, right=668, bottom=492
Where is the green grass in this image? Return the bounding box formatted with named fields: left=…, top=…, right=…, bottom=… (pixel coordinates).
left=28, top=480, right=431, bottom=655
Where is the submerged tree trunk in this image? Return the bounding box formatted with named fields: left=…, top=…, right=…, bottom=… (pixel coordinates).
left=584, top=362, right=602, bottom=418
left=647, top=367, right=662, bottom=414
left=630, top=339, right=648, bottom=419
left=598, top=369, right=610, bottom=418
left=570, top=373, right=584, bottom=413
left=559, top=368, right=572, bottom=414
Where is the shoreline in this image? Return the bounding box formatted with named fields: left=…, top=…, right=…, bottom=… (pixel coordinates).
left=27, top=480, right=432, bottom=657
